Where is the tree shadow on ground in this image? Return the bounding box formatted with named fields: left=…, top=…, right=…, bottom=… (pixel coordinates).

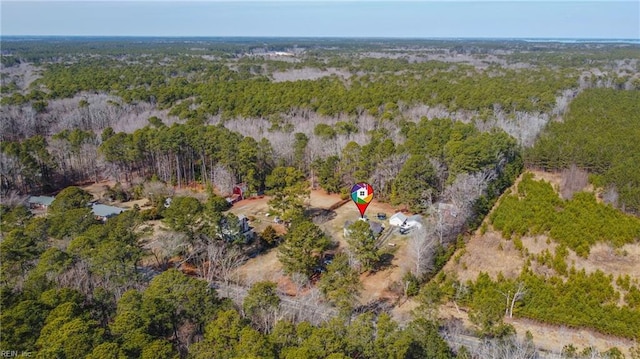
left=306, top=207, right=337, bottom=224
left=372, top=253, right=395, bottom=273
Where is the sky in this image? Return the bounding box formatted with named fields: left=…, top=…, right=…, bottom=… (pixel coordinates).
left=1, top=1, right=639, bottom=39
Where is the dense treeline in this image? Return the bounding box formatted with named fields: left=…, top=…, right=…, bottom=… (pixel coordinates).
left=1, top=53, right=577, bottom=117
left=2, top=280, right=454, bottom=359
left=3, top=37, right=638, bottom=65
left=2, top=117, right=520, bottom=222
left=527, top=88, right=640, bottom=212
left=0, top=37, right=309, bottom=62
left=490, top=173, right=640, bottom=257
left=507, top=47, right=640, bottom=68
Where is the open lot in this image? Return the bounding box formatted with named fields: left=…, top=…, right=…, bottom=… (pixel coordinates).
left=231, top=189, right=417, bottom=304
left=80, top=180, right=117, bottom=201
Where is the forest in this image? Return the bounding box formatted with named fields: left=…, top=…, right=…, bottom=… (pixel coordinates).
left=490, top=173, right=640, bottom=257
left=1, top=38, right=640, bottom=358
left=451, top=269, right=640, bottom=340
left=474, top=176, right=640, bottom=339
left=527, top=88, right=640, bottom=213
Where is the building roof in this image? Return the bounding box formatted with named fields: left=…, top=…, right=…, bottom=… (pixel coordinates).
left=407, top=214, right=422, bottom=223
left=344, top=219, right=384, bottom=235
left=389, top=212, right=408, bottom=223
left=91, top=204, right=125, bottom=218
left=28, top=196, right=55, bottom=206
left=369, top=221, right=384, bottom=235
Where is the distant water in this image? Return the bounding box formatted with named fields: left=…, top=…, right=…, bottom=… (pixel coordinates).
left=522, top=38, right=640, bottom=45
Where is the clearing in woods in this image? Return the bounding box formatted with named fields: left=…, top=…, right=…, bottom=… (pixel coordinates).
left=231, top=189, right=413, bottom=305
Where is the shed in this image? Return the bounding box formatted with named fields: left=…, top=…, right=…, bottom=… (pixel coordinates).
left=28, top=196, right=55, bottom=209
left=91, top=204, right=125, bottom=221
left=369, top=221, right=384, bottom=236
left=233, top=183, right=248, bottom=200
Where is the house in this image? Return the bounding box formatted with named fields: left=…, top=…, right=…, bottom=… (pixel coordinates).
left=343, top=219, right=384, bottom=238
left=28, top=196, right=55, bottom=210
left=91, top=203, right=125, bottom=221
left=389, top=212, right=423, bottom=230
left=389, top=212, right=408, bottom=227
left=221, top=215, right=255, bottom=243
left=403, top=215, right=423, bottom=230
left=237, top=215, right=251, bottom=233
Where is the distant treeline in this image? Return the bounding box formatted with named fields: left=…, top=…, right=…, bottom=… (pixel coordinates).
left=1, top=55, right=577, bottom=117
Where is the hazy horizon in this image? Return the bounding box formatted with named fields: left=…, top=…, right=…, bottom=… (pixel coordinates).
left=2, top=1, right=639, bottom=39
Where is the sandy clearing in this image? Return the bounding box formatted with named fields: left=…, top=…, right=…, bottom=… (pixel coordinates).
left=80, top=180, right=117, bottom=201
left=529, top=169, right=564, bottom=189
left=271, top=67, right=351, bottom=83
left=234, top=249, right=284, bottom=285
left=572, top=242, right=640, bottom=283
left=308, top=189, right=344, bottom=209
left=444, top=230, right=525, bottom=282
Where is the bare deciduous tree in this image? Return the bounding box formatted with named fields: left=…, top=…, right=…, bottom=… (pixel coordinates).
left=0, top=93, right=177, bottom=142
left=445, top=171, right=493, bottom=212
left=0, top=190, right=26, bottom=206
left=146, top=231, right=189, bottom=271
left=498, top=282, right=527, bottom=318
left=443, top=170, right=496, bottom=234
left=509, top=283, right=527, bottom=318
left=560, top=164, right=589, bottom=200
left=212, top=164, right=235, bottom=196
left=290, top=272, right=310, bottom=296
left=191, top=237, right=246, bottom=285
left=474, top=335, right=538, bottom=359
left=407, top=225, right=438, bottom=277
left=369, top=153, right=409, bottom=200
left=144, top=181, right=174, bottom=205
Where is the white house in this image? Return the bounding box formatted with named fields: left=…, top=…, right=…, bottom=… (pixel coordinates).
left=389, top=212, right=408, bottom=227
left=220, top=215, right=254, bottom=243
left=389, top=212, right=423, bottom=230
left=404, top=215, right=423, bottom=230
